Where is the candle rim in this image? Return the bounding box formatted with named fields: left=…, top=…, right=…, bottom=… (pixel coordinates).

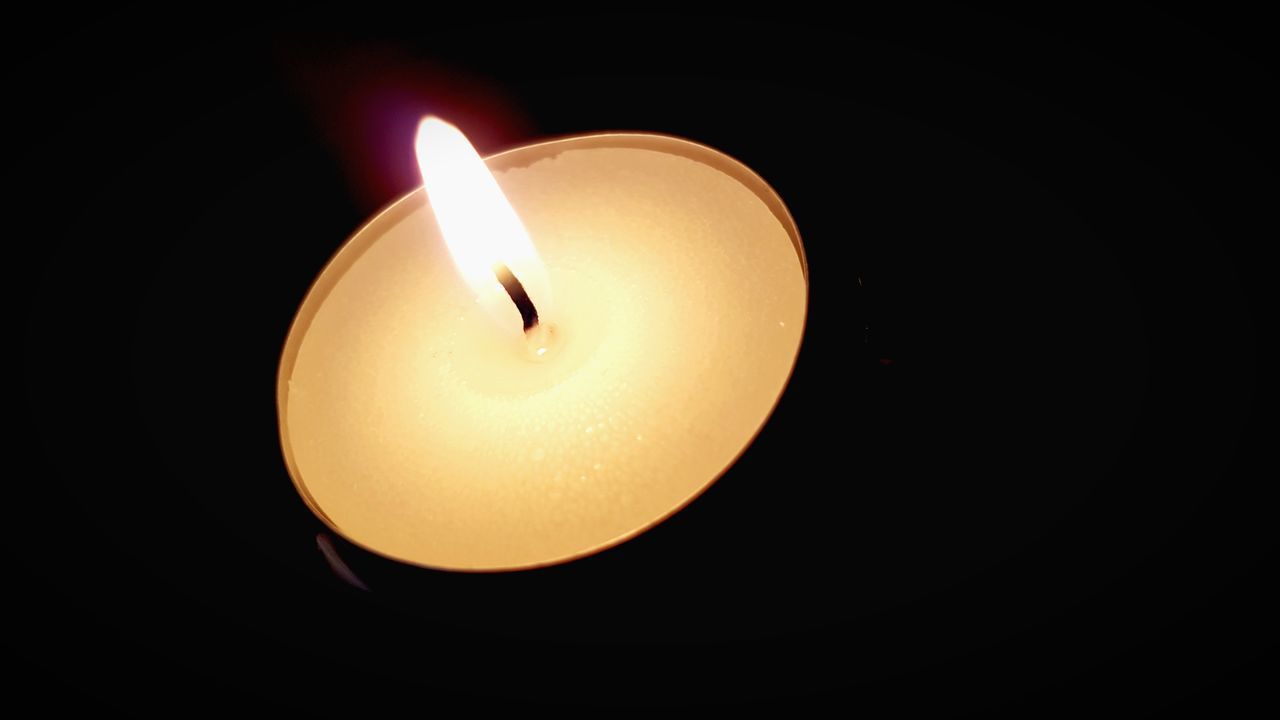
left=277, top=131, right=810, bottom=572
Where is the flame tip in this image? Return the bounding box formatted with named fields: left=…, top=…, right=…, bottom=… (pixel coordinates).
left=417, top=116, right=453, bottom=133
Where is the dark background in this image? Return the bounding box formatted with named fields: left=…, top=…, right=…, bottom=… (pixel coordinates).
left=9, top=5, right=1271, bottom=715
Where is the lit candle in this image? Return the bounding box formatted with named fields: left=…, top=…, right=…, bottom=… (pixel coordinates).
left=278, top=118, right=807, bottom=571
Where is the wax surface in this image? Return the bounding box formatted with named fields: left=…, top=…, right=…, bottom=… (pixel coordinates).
left=280, top=134, right=806, bottom=570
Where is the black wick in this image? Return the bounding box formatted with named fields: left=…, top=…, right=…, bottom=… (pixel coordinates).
left=492, top=262, right=539, bottom=332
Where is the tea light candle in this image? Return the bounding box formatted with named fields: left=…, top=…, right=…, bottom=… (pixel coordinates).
left=278, top=119, right=807, bottom=571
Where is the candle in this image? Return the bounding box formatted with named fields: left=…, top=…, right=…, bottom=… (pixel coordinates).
left=278, top=119, right=807, bottom=571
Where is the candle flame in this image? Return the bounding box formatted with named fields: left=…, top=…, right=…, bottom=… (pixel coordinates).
left=416, top=117, right=552, bottom=334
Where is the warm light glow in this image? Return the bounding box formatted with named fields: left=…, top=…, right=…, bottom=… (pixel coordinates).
left=280, top=131, right=808, bottom=571
left=416, top=117, right=552, bottom=334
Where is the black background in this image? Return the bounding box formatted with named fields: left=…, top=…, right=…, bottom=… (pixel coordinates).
left=9, top=5, right=1272, bottom=715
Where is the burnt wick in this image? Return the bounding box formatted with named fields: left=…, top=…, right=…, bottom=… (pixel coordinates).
left=492, top=262, right=539, bottom=332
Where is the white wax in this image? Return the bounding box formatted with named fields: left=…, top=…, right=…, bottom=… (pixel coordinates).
left=279, top=134, right=807, bottom=570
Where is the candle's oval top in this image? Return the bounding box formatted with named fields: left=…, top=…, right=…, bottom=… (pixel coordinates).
left=278, top=133, right=807, bottom=571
